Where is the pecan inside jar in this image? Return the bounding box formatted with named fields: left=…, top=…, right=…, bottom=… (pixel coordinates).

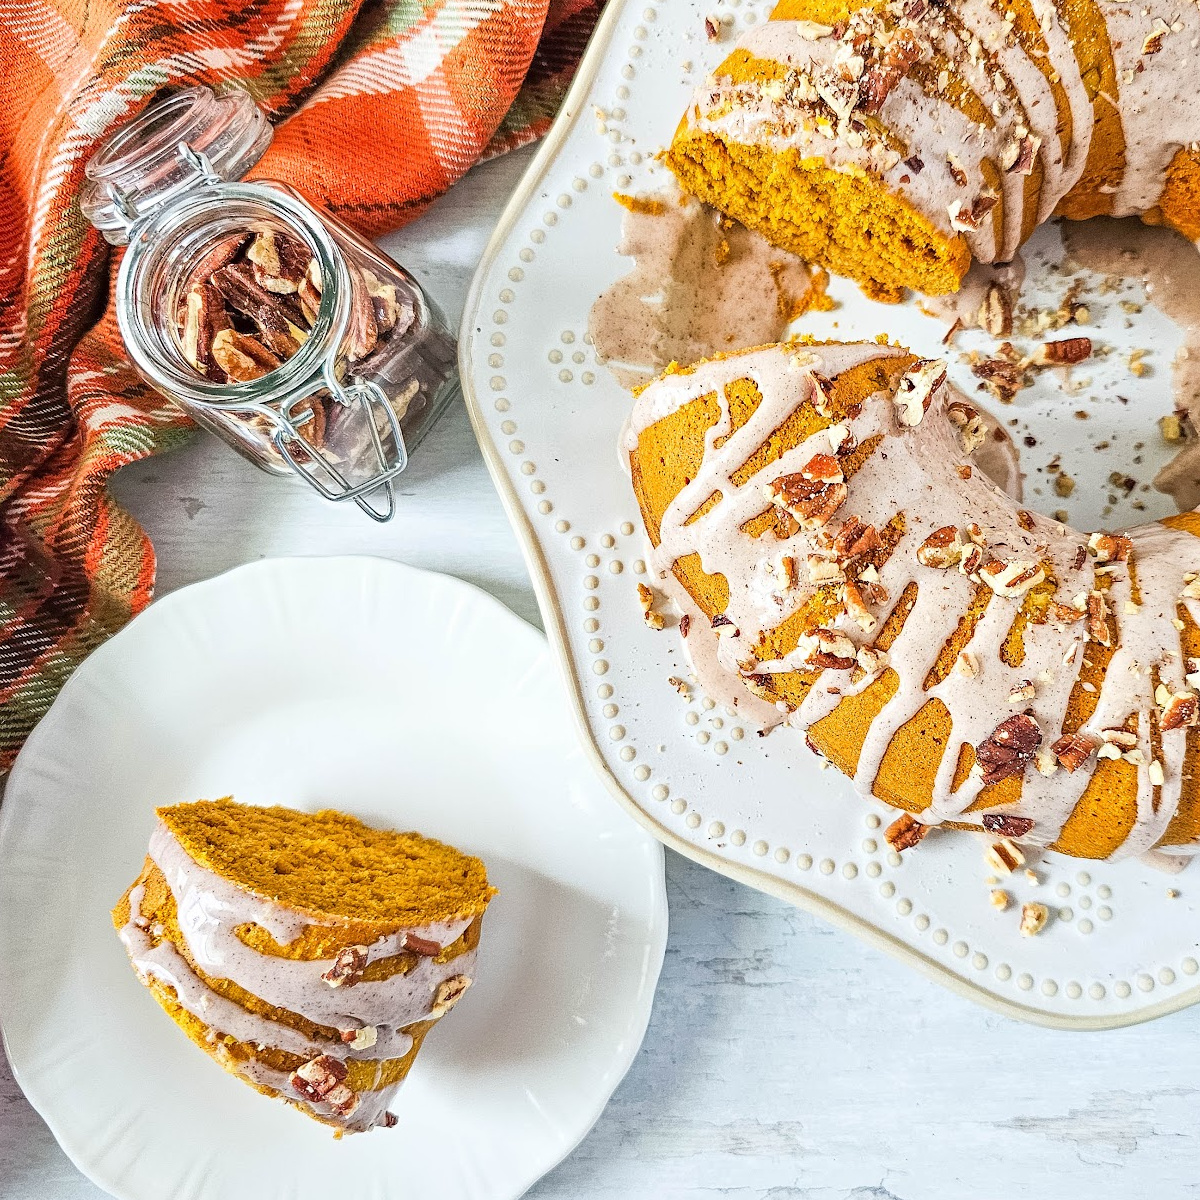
left=175, top=228, right=413, bottom=395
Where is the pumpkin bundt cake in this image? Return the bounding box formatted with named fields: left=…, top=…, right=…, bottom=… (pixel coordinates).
left=627, top=342, right=1200, bottom=860
left=113, top=799, right=495, bottom=1132
left=666, top=0, right=1200, bottom=300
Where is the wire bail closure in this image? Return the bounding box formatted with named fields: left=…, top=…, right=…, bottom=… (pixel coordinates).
left=272, top=370, right=408, bottom=523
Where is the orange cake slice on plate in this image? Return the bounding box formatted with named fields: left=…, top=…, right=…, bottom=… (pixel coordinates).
left=113, top=799, right=495, bottom=1133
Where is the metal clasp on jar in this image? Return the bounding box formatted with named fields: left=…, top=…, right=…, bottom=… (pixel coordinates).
left=273, top=368, right=407, bottom=523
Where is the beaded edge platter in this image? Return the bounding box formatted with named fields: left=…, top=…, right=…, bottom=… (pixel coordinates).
left=459, top=0, right=1200, bottom=1027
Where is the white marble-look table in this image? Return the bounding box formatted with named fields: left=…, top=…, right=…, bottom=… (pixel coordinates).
left=4, top=146, right=1200, bottom=1200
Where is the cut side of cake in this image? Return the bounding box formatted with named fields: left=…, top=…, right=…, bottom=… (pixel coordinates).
left=113, top=799, right=496, bottom=1133
left=626, top=341, right=1200, bottom=860
left=666, top=0, right=1200, bottom=300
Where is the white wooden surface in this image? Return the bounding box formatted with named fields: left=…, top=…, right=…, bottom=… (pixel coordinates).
left=4, top=145, right=1200, bottom=1200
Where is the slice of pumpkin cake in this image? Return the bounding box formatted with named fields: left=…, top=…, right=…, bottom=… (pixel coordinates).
left=113, top=799, right=495, bottom=1133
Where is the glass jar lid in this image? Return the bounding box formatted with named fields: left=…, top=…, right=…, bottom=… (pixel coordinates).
left=81, top=86, right=273, bottom=244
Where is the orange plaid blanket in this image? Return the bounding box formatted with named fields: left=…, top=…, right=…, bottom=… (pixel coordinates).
left=0, top=0, right=601, bottom=768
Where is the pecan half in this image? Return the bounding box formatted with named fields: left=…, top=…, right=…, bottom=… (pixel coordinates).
left=210, top=328, right=280, bottom=383
left=180, top=281, right=230, bottom=381
left=976, top=713, right=1042, bottom=786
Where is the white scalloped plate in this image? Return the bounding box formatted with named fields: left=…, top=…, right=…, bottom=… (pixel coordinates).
left=0, top=557, right=666, bottom=1200
left=459, top=0, right=1200, bottom=1027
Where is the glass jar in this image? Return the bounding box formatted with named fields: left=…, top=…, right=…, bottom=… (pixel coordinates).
left=80, top=86, right=459, bottom=521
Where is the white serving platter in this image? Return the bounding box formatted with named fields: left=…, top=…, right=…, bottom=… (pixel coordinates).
left=0, top=557, right=667, bottom=1200
left=459, top=0, right=1200, bottom=1027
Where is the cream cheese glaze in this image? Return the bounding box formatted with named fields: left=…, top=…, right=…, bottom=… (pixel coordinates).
left=679, top=1, right=1200, bottom=268
left=118, top=821, right=478, bottom=1130
left=627, top=343, right=1200, bottom=859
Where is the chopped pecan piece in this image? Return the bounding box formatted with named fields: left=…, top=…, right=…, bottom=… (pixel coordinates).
left=885, top=811, right=928, bottom=852
left=211, top=260, right=306, bottom=329
left=346, top=266, right=380, bottom=360
left=767, top=471, right=847, bottom=530
left=298, top=260, right=323, bottom=325
left=1085, top=590, right=1111, bottom=647
left=1019, top=901, right=1049, bottom=937
left=430, top=974, right=472, bottom=1017
left=636, top=582, right=666, bottom=630
left=980, top=559, right=1045, bottom=598
left=1051, top=731, right=1100, bottom=772
left=894, top=358, right=946, bottom=427
left=832, top=515, right=880, bottom=560
left=975, top=712, right=1042, bottom=786
left=402, top=931, right=442, bottom=956
left=1033, top=337, right=1092, bottom=366
left=291, top=1054, right=359, bottom=1115
left=946, top=400, right=986, bottom=454
left=1158, top=687, right=1199, bottom=730
left=979, top=283, right=1013, bottom=337
left=1142, top=19, right=1169, bottom=54
left=858, top=30, right=921, bottom=114
left=985, top=837, right=1026, bottom=874
left=971, top=353, right=1028, bottom=403
left=321, top=944, right=368, bottom=988
left=1002, top=132, right=1040, bottom=175
left=916, top=525, right=963, bottom=569
left=981, top=813, right=1035, bottom=837
left=246, top=229, right=313, bottom=295
left=797, top=627, right=857, bottom=670
left=948, top=194, right=997, bottom=232
left=1087, top=531, right=1131, bottom=564
left=340, top=1024, right=378, bottom=1050
left=842, top=580, right=877, bottom=631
